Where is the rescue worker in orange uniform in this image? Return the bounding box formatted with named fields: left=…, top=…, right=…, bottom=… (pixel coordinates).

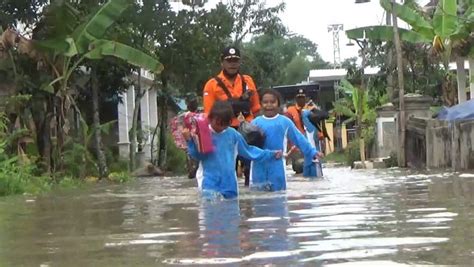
left=285, top=89, right=311, bottom=174
left=202, top=46, right=260, bottom=186
left=286, top=88, right=308, bottom=134
left=203, top=46, right=260, bottom=128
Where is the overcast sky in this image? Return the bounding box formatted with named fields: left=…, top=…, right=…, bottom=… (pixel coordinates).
left=172, top=0, right=429, bottom=64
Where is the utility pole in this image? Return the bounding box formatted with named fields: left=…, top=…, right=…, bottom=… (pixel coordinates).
left=391, top=0, right=406, bottom=167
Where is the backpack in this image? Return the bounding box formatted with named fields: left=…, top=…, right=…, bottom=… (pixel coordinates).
left=308, top=108, right=331, bottom=141
left=238, top=121, right=265, bottom=148
left=214, top=75, right=253, bottom=117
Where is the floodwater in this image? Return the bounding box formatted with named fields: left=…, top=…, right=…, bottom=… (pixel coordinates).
left=1, top=167, right=474, bottom=266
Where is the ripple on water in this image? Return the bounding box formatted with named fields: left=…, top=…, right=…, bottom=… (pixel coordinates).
left=299, top=248, right=397, bottom=262
left=300, top=237, right=449, bottom=252
left=162, top=258, right=242, bottom=265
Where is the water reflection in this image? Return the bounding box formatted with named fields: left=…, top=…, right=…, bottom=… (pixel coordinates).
left=1, top=168, right=474, bottom=266
left=199, top=199, right=241, bottom=258
left=242, top=196, right=301, bottom=263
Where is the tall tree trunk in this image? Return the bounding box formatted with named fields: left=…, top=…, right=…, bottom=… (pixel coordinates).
left=392, top=0, right=406, bottom=167
left=91, top=67, right=108, bottom=178
left=359, top=45, right=367, bottom=163
left=158, top=96, right=168, bottom=169
left=129, top=69, right=143, bottom=171
left=469, top=58, right=474, bottom=100
left=31, top=98, right=53, bottom=173
left=386, top=11, right=395, bottom=102
left=456, top=58, right=467, bottom=103
left=158, top=75, right=168, bottom=169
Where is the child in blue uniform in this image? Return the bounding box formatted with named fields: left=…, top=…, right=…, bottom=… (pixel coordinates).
left=250, top=89, right=323, bottom=191
left=302, top=108, right=324, bottom=177
left=183, top=101, right=282, bottom=199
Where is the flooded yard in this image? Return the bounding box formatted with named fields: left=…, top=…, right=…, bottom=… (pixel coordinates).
left=1, top=167, right=474, bottom=266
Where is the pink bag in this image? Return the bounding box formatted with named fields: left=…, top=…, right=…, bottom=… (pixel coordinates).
left=188, top=114, right=214, bottom=154
left=170, top=114, right=187, bottom=150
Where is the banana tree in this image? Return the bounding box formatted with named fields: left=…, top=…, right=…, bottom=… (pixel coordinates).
left=346, top=0, right=474, bottom=105
left=1, top=0, right=163, bottom=176
left=333, top=79, right=371, bottom=163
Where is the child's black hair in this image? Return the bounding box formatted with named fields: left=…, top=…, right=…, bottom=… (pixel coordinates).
left=260, top=89, right=282, bottom=106
left=209, top=101, right=234, bottom=125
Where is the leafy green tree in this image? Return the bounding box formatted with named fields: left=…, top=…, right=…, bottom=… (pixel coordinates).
left=226, top=0, right=286, bottom=45
left=242, top=33, right=329, bottom=88
left=333, top=79, right=374, bottom=163
left=347, top=0, right=474, bottom=105
left=1, top=0, right=163, bottom=176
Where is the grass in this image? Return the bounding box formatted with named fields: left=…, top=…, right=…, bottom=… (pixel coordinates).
left=324, top=151, right=348, bottom=165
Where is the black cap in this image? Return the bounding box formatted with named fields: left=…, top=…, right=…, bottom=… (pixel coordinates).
left=221, top=46, right=241, bottom=60
left=296, top=89, right=306, bottom=97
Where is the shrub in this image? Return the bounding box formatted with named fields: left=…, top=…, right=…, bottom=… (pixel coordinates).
left=345, top=140, right=361, bottom=167
left=0, top=158, right=51, bottom=196
left=165, top=132, right=187, bottom=174
left=108, top=172, right=133, bottom=183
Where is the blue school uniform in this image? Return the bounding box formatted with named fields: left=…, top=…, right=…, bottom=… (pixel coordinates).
left=302, top=110, right=323, bottom=177
left=250, top=114, right=317, bottom=191
left=187, top=127, right=274, bottom=199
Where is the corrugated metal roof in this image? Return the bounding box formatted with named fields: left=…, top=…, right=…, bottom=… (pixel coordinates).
left=308, top=67, right=380, bottom=82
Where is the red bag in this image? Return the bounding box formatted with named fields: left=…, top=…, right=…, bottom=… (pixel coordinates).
left=188, top=113, right=214, bottom=154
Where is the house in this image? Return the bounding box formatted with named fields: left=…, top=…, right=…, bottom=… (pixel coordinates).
left=116, top=69, right=186, bottom=161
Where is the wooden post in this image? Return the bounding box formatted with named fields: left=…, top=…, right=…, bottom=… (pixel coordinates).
left=456, top=58, right=467, bottom=103
left=392, top=0, right=406, bottom=167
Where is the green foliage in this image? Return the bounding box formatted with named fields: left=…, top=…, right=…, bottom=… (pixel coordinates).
left=380, top=0, right=434, bottom=37
left=61, top=142, right=97, bottom=178
left=0, top=0, right=48, bottom=28
left=0, top=113, right=50, bottom=196
left=333, top=79, right=369, bottom=121
left=432, top=0, right=458, bottom=38
left=346, top=26, right=430, bottom=43
left=345, top=140, right=361, bottom=167
left=243, top=34, right=329, bottom=88
left=385, top=152, right=398, bottom=168
left=73, top=0, right=131, bottom=54
left=324, top=152, right=348, bottom=165
left=108, top=158, right=130, bottom=173
left=56, top=176, right=84, bottom=190
left=61, top=119, right=116, bottom=178
left=108, top=171, right=133, bottom=183
left=165, top=132, right=186, bottom=174
left=0, top=157, right=51, bottom=196
left=85, top=39, right=163, bottom=73
left=227, top=0, right=286, bottom=44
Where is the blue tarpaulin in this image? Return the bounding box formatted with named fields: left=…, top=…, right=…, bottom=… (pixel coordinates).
left=436, top=99, right=474, bottom=121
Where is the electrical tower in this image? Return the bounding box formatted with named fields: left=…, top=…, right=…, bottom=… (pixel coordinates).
left=327, top=24, right=344, bottom=68
left=327, top=24, right=344, bottom=151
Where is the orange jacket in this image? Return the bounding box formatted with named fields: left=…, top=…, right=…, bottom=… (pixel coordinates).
left=286, top=105, right=305, bottom=134
left=203, top=71, right=260, bottom=127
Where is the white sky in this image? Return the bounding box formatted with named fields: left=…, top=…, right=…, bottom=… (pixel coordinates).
left=172, top=0, right=430, bottom=64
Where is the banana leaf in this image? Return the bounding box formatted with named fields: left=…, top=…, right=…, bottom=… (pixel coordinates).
left=433, top=0, right=458, bottom=38
left=380, top=0, right=434, bottom=38
left=73, top=0, right=131, bottom=53
left=85, top=39, right=164, bottom=74
left=36, top=37, right=78, bottom=57
left=333, top=101, right=356, bottom=119
left=346, top=26, right=431, bottom=43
